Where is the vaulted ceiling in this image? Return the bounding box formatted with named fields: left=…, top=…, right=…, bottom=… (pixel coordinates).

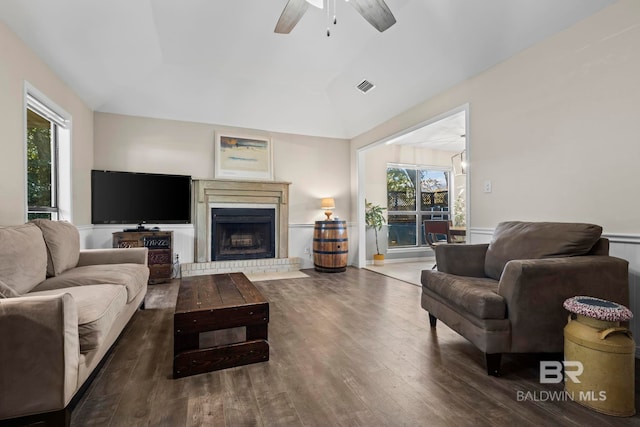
left=0, top=0, right=615, bottom=139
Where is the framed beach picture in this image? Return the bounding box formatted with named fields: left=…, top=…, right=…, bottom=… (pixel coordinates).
left=214, top=132, right=274, bottom=180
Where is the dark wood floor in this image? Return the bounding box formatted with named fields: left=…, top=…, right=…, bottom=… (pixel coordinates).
left=71, top=268, right=640, bottom=426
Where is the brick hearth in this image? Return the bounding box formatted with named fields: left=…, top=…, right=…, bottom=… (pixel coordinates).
left=181, top=257, right=301, bottom=278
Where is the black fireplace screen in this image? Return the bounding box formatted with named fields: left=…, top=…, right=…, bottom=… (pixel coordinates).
left=211, top=208, right=275, bottom=261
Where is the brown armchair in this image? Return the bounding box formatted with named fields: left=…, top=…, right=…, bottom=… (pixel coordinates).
left=421, top=221, right=629, bottom=376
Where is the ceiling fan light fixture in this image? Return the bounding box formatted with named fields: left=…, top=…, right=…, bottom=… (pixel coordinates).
left=276, top=0, right=396, bottom=35
left=356, top=79, right=376, bottom=93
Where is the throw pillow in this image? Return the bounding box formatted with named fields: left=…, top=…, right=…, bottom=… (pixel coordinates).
left=484, top=221, right=603, bottom=280
left=0, top=223, right=48, bottom=294
left=31, top=219, right=80, bottom=277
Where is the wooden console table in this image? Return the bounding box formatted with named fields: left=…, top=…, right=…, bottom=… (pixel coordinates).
left=173, top=273, right=269, bottom=378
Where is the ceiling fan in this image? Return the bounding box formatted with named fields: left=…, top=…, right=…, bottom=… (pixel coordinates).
left=274, top=0, right=396, bottom=35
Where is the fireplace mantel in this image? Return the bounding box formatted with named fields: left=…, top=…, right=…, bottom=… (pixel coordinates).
left=193, top=179, right=290, bottom=262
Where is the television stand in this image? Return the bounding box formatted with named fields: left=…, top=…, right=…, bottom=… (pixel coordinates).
left=113, top=230, right=173, bottom=284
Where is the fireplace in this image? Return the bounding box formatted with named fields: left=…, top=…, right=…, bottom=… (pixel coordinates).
left=211, top=208, right=276, bottom=261
left=192, top=180, right=290, bottom=263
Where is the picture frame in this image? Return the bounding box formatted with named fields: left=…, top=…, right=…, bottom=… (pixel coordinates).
left=214, top=132, right=274, bottom=180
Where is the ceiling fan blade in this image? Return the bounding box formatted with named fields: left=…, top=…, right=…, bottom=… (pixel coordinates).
left=349, top=0, right=397, bottom=32
left=305, top=0, right=324, bottom=8
left=275, top=0, right=310, bottom=34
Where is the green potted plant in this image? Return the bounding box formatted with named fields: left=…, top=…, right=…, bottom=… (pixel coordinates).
left=365, top=199, right=387, bottom=266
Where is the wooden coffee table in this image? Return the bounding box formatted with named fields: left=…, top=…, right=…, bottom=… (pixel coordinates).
left=173, top=272, right=269, bottom=378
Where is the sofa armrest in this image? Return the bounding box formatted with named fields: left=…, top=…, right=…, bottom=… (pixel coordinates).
left=497, top=256, right=629, bottom=352
left=0, top=294, right=79, bottom=419
left=435, top=244, right=489, bottom=277
left=77, top=247, right=148, bottom=267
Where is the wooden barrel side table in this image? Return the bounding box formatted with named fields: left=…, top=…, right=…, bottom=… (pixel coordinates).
left=313, top=220, right=348, bottom=273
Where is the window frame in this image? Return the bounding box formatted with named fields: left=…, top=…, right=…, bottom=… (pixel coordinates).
left=24, top=84, right=70, bottom=222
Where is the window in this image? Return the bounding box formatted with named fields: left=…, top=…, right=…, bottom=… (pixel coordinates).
left=387, top=164, right=450, bottom=248
left=25, top=90, right=70, bottom=221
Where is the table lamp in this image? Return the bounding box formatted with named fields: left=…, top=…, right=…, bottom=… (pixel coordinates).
left=320, top=197, right=335, bottom=220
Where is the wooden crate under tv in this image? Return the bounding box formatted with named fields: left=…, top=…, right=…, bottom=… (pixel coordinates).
left=113, top=231, right=173, bottom=284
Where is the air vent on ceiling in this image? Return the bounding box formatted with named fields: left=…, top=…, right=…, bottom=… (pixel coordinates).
left=356, top=79, right=376, bottom=94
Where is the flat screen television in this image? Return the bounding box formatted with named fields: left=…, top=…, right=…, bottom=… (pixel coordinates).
left=91, top=170, right=192, bottom=225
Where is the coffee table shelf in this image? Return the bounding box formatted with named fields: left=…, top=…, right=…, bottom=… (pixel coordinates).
left=173, top=272, right=269, bottom=378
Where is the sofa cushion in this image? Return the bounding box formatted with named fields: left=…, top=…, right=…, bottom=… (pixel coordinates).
left=0, top=223, right=47, bottom=295
left=33, top=264, right=148, bottom=303
left=27, top=285, right=127, bottom=353
left=0, top=279, right=20, bottom=298
left=31, top=219, right=80, bottom=277
left=484, top=221, right=603, bottom=280
left=422, top=272, right=506, bottom=319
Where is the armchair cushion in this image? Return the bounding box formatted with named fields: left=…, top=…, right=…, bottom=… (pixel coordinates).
left=0, top=223, right=47, bottom=295
left=422, top=271, right=506, bottom=319
left=31, top=219, right=80, bottom=277
left=484, top=221, right=603, bottom=280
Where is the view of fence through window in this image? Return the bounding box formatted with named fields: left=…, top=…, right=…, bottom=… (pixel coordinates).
left=387, top=165, right=450, bottom=248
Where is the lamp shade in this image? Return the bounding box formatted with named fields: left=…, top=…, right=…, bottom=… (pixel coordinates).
left=320, top=198, right=335, bottom=210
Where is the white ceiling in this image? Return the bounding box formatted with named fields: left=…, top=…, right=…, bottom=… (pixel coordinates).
left=392, top=110, right=466, bottom=152
left=0, top=0, right=615, bottom=139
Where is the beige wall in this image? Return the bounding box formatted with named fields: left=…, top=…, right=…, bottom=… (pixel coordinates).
left=0, top=21, right=94, bottom=226
left=352, top=0, right=640, bottom=234
left=93, top=113, right=351, bottom=224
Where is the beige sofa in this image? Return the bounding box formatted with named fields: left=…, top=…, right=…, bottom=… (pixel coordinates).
left=0, top=220, right=149, bottom=426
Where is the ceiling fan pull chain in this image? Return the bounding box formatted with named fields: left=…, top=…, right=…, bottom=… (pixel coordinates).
left=326, top=0, right=337, bottom=36
left=326, top=0, right=331, bottom=36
